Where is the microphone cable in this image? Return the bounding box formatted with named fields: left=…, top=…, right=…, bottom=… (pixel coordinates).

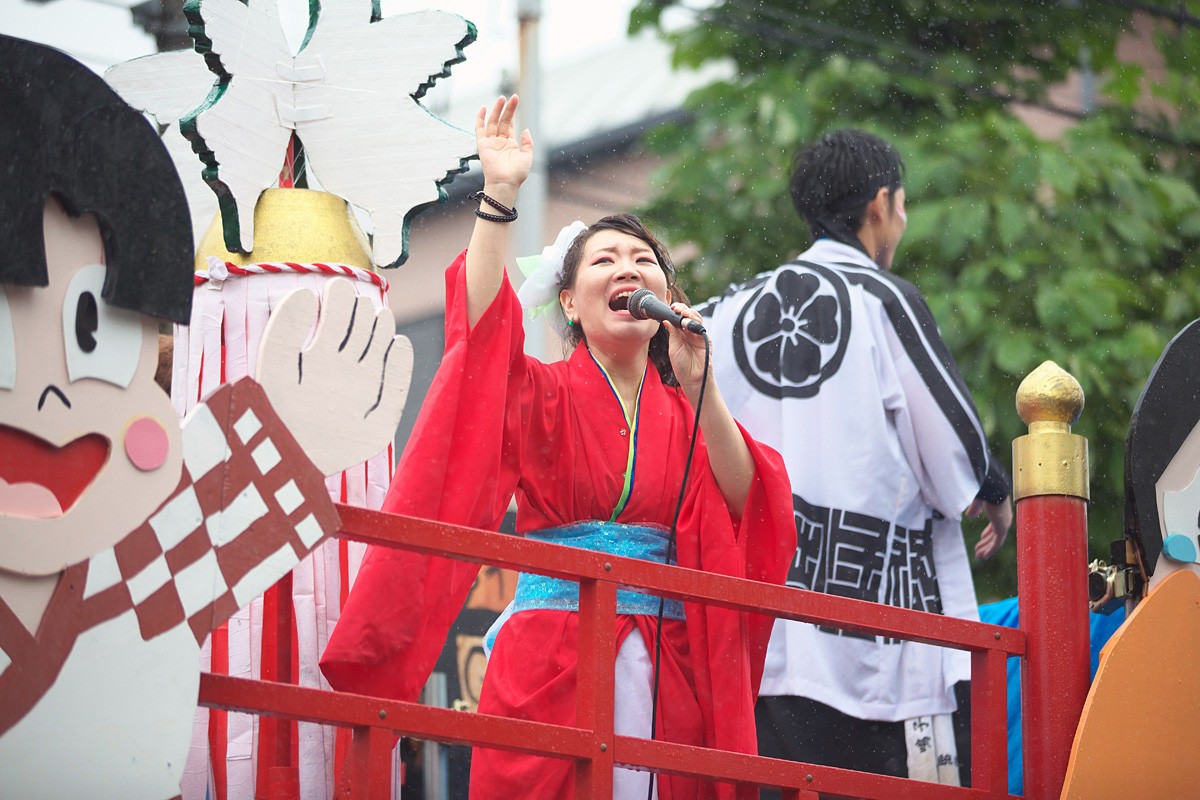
left=645, top=329, right=710, bottom=800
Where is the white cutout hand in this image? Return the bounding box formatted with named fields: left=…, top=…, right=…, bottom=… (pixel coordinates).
left=257, top=278, right=413, bottom=476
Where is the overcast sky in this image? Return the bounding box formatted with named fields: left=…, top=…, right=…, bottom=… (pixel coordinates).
left=0, top=0, right=642, bottom=88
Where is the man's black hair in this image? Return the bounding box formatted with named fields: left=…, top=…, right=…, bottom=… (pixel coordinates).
left=1125, top=319, right=1200, bottom=576
left=789, top=129, right=905, bottom=255
left=0, top=35, right=193, bottom=323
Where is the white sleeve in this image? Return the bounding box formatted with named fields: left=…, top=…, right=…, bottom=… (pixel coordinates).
left=867, top=276, right=1001, bottom=518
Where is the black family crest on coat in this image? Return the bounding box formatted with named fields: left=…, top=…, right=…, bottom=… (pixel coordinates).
left=731, top=261, right=851, bottom=399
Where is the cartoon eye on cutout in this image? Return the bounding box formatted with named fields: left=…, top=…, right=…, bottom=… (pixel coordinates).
left=0, top=287, right=14, bottom=390
left=1161, top=467, right=1200, bottom=564
left=61, top=264, right=143, bottom=388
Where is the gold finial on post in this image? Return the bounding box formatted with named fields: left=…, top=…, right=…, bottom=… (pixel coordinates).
left=1017, top=360, right=1085, bottom=432
left=1013, top=361, right=1089, bottom=501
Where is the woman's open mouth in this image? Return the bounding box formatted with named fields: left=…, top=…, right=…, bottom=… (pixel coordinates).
left=0, top=424, right=110, bottom=518
left=609, top=289, right=635, bottom=312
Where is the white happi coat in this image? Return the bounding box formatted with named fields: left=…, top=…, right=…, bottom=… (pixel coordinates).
left=700, top=239, right=1008, bottom=722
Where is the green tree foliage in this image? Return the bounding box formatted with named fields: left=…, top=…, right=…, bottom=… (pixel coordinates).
left=630, top=0, right=1200, bottom=598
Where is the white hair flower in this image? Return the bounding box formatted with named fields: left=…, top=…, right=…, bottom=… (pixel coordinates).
left=515, top=221, right=588, bottom=340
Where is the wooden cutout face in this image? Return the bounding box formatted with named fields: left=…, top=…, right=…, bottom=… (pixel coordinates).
left=0, top=197, right=182, bottom=575
left=1150, top=427, right=1200, bottom=590
left=1159, top=423, right=1200, bottom=534
left=1125, top=319, right=1200, bottom=578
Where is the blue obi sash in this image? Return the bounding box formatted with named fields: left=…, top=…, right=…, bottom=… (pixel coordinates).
left=483, top=521, right=685, bottom=653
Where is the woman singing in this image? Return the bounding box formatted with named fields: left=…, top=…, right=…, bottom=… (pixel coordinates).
left=322, top=96, right=795, bottom=800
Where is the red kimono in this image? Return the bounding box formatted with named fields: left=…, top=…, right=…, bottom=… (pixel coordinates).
left=321, top=252, right=795, bottom=799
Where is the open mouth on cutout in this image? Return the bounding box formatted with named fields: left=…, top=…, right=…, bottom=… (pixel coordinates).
left=0, top=424, right=110, bottom=518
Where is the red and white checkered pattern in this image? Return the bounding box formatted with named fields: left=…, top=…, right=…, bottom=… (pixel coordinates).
left=82, top=378, right=340, bottom=646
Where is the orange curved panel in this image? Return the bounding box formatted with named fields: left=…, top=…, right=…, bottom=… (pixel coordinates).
left=1061, top=568, right=1200, bottom=800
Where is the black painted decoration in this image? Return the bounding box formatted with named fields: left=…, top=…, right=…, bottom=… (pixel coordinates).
left=1124, top=319, right=1200, bottom=575
left=0, top=34, right=193, bottom=324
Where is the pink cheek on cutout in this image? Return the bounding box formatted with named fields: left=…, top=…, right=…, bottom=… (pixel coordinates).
left=124, top=416, right=170, bottom=471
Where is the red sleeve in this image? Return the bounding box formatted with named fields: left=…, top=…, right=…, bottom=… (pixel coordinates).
left=675, top=424, right=794, bottom=787
left=385, top=250, right=532, bottom=524
left=731, top=426, right=795, bottom=690
left=321, top=251, right=537, bottom=701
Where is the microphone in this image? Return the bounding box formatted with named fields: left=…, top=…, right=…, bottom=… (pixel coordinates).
left=626, top=288, right=706, bottom=336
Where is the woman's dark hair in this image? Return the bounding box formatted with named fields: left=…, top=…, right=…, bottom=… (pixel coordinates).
left=0, top=34, right=194, bottom=323
left=1125, top=319, right=1200, bottom=576
left=789, top=129, right=905, bottom=255
left=557, top=213, right=687, bottom=386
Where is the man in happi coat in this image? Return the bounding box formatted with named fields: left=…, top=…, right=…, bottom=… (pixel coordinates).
left=699, top=129, right=1012, bottom=794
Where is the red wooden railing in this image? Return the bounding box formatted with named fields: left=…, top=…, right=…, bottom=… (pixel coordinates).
left=198, top=502, right=1049, bottom=800
left=196, top=363, right=1092, bottom=799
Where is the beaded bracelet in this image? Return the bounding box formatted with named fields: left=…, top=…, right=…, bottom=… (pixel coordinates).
left=468, top=191, right=518, bottom=223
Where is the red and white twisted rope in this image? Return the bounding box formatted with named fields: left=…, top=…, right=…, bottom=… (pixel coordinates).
left=195, top=258, right=389, bottom=293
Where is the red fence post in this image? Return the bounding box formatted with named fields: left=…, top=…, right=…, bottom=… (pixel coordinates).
left=1013, top=362, right=1090, bottom=800
left=333, top=726, right=394, bottom=800
left=970, top=648, right=1009, bottom=795
left=257, top=575, right=299, bottom=800
left=575, top=577, right=617, bottom=799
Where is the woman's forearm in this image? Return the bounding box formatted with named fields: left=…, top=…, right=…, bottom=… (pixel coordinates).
left=686, top=380, right=755, bottom=515
left=464, top=96, right=533, bottom=328
left=465, top=181, right=519, bottom=328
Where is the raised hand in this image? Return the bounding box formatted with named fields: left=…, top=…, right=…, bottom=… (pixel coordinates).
left=465, top=96, right=534, bottom=326
left=256, top=278, right=414, bottom=477
left=475, top=95, right=533, bottom=193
